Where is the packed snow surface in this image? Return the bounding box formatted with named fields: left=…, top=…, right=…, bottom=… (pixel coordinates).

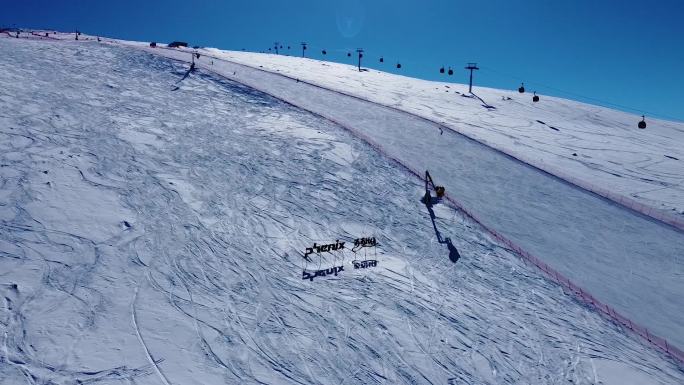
left=203, top=47, right=684, bottom=219
left=0, top=35, right=682, bottom=384
left=118, top=41, right=684, bottom=350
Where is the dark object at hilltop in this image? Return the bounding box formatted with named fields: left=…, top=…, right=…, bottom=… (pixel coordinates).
left=638, top=115, right=647, bottom=129
left=168, top=41, right=188, bottom=48
left=149, top=42, right=157, bottom=48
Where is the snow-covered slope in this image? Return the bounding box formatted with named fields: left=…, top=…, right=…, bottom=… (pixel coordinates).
left=0, top=34, right=682, bottom=384
left=201, top=48, right=684, bottom=223
left=111, top=40, right=684, bottom=351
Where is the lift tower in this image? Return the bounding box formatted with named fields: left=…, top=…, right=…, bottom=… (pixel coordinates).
left=465, top=63, right=479, bottom=93
left=356, top=48, right=364, bottom=72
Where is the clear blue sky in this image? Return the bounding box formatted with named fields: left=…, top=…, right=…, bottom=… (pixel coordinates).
left=4, top=0, right=684, bottom=121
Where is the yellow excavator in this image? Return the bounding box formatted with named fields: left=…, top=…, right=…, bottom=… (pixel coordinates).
left=422, top=170, right=445, bottom=207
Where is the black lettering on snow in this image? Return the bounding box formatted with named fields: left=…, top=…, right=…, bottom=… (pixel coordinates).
left=302, top=266, right=344, bottom=281
left=303, top=240, right=344, bottom=258
left=352, top=237, right=377, bottom=252
left=352, top=260, right=378, bottom=269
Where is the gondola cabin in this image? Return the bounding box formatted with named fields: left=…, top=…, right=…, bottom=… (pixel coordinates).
left=532, top=92, right=539, bottom=102
left=638, top=115, right=647, bottom=129
left=518, top=83, right=525, bottom=93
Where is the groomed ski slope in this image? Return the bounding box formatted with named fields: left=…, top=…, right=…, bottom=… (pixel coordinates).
left=116, top=42, right=684, bottom=351
left=203, top=48, right=684, bottom=222
left=0, top=36, right=682, bottom=385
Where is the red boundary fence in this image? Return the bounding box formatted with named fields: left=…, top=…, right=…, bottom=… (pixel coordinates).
left=325, top=112, right=684, bottom=365
left=91, top=42, right=684, bottom=365
left=169, top=48, right=684, bottom=365
left=317, top=112, right=684, bottom=366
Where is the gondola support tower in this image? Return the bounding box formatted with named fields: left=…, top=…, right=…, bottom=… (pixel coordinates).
left=465, top=62, right=479, bottom=93
left=356, top=48, right=364, bottom=72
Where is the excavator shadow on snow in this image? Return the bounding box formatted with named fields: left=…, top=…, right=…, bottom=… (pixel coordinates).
left=171, top=62, right=196, bottom=91
left=422, top=171, right=461, bottom=263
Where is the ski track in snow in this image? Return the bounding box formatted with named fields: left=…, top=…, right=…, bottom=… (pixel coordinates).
left=127, top=42, right=684, bottom=351
left=0, top=37, right=682, bottom=384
